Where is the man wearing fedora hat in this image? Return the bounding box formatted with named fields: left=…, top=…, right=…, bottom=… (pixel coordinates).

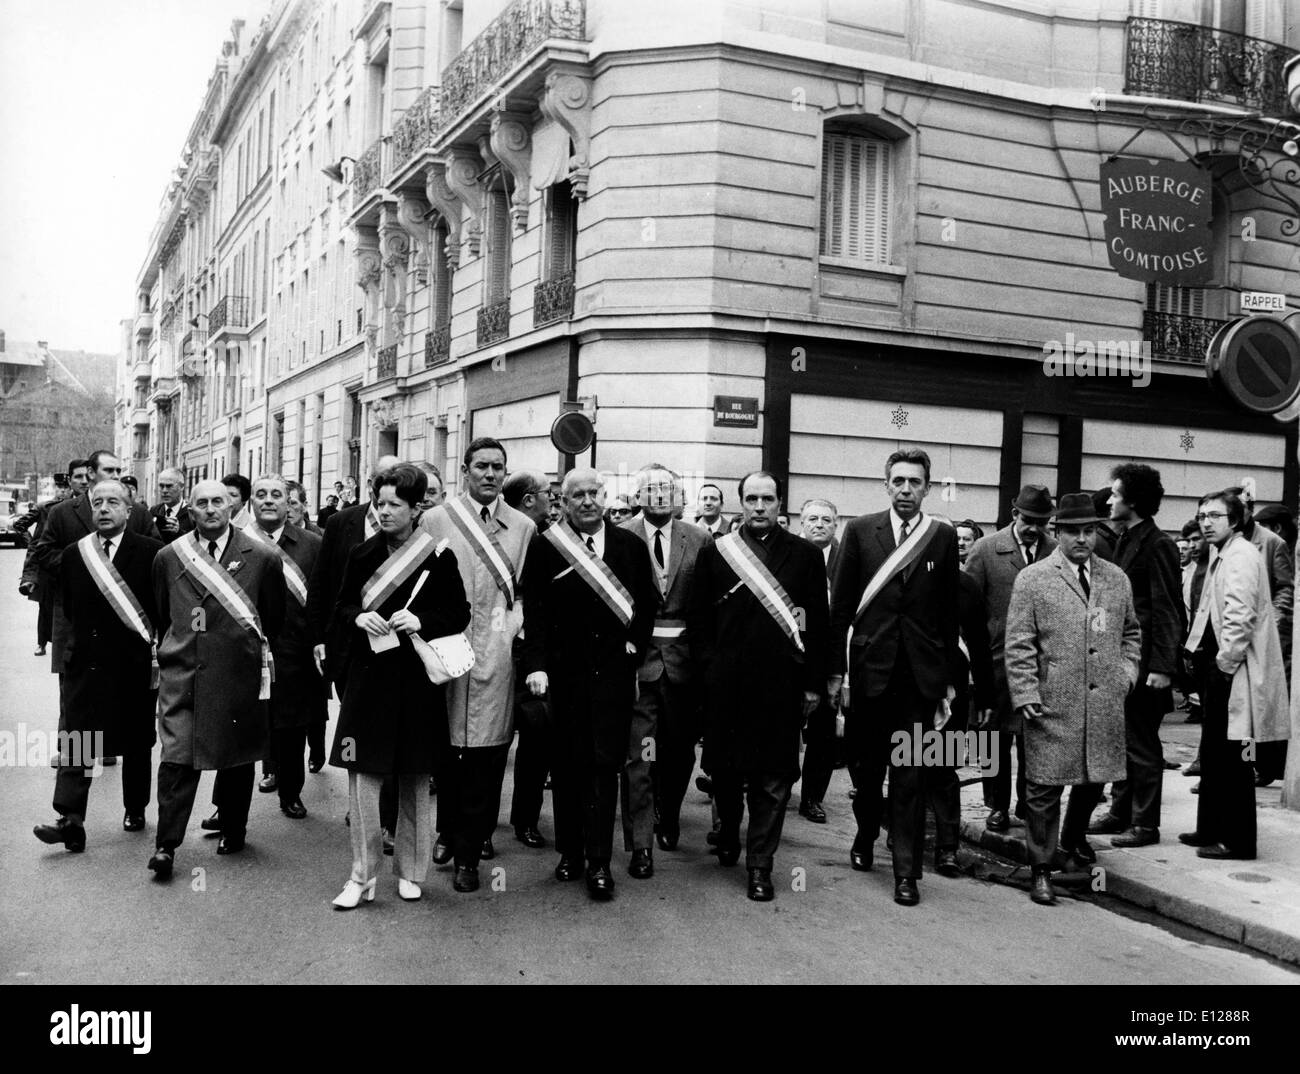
left=1004, top=492, right=1141, bottom=905
left=964, top=484, right=1057, bottom=832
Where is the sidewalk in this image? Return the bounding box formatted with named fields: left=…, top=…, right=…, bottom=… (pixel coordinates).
left=957, top=718, right=1300, bottom=965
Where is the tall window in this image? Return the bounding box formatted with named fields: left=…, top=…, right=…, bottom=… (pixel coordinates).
left=1147, top=284, right=1206, bottom=317
left=484, top=183, right=512, bottom=306
left=819, top=131, right=892, bottom=266
left=431, top=219, right=452, bottom=327
left=542, top=182, right=577, bottom=280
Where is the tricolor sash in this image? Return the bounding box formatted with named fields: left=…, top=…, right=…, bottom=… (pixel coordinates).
left=242, top=522, right=309, bottom=606
left=445, top=495, right=516, bottom=609
left=853, top=514, right=941, bottom=621
left=176, top=532, right=274, bottom=700
left=76, top=534, right=159, bottom=688
left=543, top=524, right=634, bottom=627
left=715, top=532, right=805, bottom=653
left=364, top=504, right=380, bottom=540
left=360, top=530, right=438, bottom=612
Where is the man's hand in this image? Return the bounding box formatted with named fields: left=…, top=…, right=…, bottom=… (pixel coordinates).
left=312, top=644, right=326, bottom=675
left=801, top=691, right=819, bottom=719
left=388, top=609, right=421, bottom=635
left=526, top=671, right=548, bottom=697
left=625, top=641, right=637, bottom=655
left=355, top=611, right=390, bottom=637
left=161, top=514, right=179, bottom=535
left=974, top=708, right=995, bottom=729
left=1018, top=703, right=1043, bottom=723
left=18, top=581, right=34, bottom=597
left=1145, top=671, right=1171, bottom=690
left=826, top=675, right=843, bottom=707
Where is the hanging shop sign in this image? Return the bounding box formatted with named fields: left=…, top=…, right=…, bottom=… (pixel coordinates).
left=1100, top=158, right=1213, bottom=285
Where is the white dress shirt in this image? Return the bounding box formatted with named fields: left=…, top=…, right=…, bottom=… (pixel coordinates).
left=890, top=509, right=923, bottom=546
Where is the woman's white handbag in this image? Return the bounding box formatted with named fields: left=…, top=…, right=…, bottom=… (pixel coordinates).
left=411, top=632, right=475, bottom=685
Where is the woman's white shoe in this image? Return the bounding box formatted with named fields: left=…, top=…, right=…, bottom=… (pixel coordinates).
left=332, top=878, right=377, bottom=910
left=398, top=878, right=422, bottom=901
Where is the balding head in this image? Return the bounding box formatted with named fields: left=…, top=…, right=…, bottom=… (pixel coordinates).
left=189, top=480, right=232, bottom=539
left=560, top=467, right=605, bottom=533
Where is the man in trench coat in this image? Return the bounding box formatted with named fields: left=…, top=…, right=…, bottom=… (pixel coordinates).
left=148, top=479, right=286, bottom=879
left=1004, top=492, right=1141, bottom=906
left=420, top=437, right=535, bottom=891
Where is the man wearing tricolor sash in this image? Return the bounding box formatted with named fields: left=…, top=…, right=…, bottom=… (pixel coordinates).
left=689, top=471, right=828, bottom=902
left=248, top=474, right=325, bottom=821
left=147, top=480, right=286, bottom=880
left=419, top=438, right=535, bottom=892
left=33, top=481, right=164, bottom=854
left=828, top=449, right=961, bottom=908
left=521, top=467, right=659, bottom=900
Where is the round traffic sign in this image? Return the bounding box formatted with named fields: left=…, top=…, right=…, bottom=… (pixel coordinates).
left=1207, top=315, right=1300, bottom=415
left=550, top=411, right=594, bottom=454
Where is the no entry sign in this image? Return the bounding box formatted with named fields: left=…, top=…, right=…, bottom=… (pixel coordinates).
left=1206, top=315, right=1300, bottom=415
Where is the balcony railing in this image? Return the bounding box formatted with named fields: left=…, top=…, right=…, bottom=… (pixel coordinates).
left=477, top=301, right=510, bottom=347
left=1125, top=17, right=1299, bottom=114
left=440, top=0, right=585, bottom=132
left=377, top=343, right=398, bottom=379
left=209, top=295, right=251, bottom=335
left=391, top=86, right=441, bottom=174
left=425, top=324, right=451, bottom=368
left=1142, top=309, right=1225, bottom=364
left=354, top=138, right=384, bottom=203
left=534, top=272, right=574, bottom=327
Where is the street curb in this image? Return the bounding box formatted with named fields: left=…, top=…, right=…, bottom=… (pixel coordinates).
left=959, top=821, right=1300, bottom=967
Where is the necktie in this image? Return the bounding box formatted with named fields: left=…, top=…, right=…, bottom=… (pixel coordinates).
left=1078, top=564, right=1090, bottom=599
left=481, top=505, right=490, bottom=524
left=897, top=520, right=910, bottom=549
left=586, top=536, right=595, bottom=554
left=102, top=538, right=113, bottom=558
left=653, top=529, right=664, bottom=569
left=1023, top=540, right=1036, bottom=564
left=208, top=540, right=219, bottom=559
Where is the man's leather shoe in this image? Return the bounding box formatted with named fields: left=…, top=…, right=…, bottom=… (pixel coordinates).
left=481, top=838, right=495, bottom=860
left=554, top=855, right=583, bottom=881
left=695, top=774, right=713, bottom=796
left=216, top=834, right=245, bottom=854
left=629, top=848, right=654, bottom=879
left=1178, top=831, right=1213, bottom=847
left=1086, top=813, right=1127, bottom=835
left=431, top=838, right=452, bottom=864
left=935, top=849, right=960, bottom=877
left=1183, top=760, right=1201, bottom=776
left=714, top=839, right=740, bottom=866
left=586, top=863, right=615, bottom=899
left=200, top=810, right=222, bottom=832
left=1196, top=843, right=1255, bottom=860
left=893, top=878, right=919, bottom=906
left=1030, top=869, right=1056, bottom=905
left=147, top=849, right=174, bottom=879
left=1060, top=838, right=1097, bottom=865
left=280, top=798, right=307, bottom=820
left=985, top=808, right=1010, bottom=832
left=308, top=758, right=324, bottom=774
left=515, top=826, right=546, bottom=849
left=453, top=865, right=480, bottom=892
left=1110, top=826, right=1159, bottom=848
left=850, top=838, right=873, bottom=871
left=258, top=774, right=277, bottom=793
left=747, top=868, right=774, bottom=901
left=655, top=823, right=679, bottom=851
left=799, top=801, right=827, bottom=824
left=382, top=829, right=395, bottom=856
left=1191, top=781, right=1200, bottom=794
left=34, top=819, right=85, bottom=852
left=123, top=812, right=145, bottom=833
left=705, top=830, right=721, bottom=847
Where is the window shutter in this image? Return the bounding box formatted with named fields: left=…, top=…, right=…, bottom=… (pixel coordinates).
left=1148, top=283, right=1205, bottom=317
left=486, top=189, right=511, bottom=303
left=544, top=183, right=577, bottom=279
left=433, top=220, right=451, bottom=326
left=1133, top=0, right=1161, bottom=18
left=820, top=132, right=891, bottom=264
left=1245, top=1, right=1266, bottom=39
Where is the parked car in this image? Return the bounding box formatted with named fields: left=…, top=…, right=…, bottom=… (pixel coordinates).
left=0, top=512, right=23, bottom=547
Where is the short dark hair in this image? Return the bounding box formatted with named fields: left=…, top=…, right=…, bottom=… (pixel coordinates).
left=1198, top=489, right=1245, bottom=530
left=1111, top=463, right=1165, bottom=518
left=699, top=483, right=724, bottom=505
left=737, top=470, right=784, bottom=502
left=885, top=448, right=932, bottom=484
left=463, top=436, right=507, bottom=468
left=86, top=449, right=119, bottom=474
left=374, top=463, right=427, bottom=509
left=955, top=519, right=984, bottom=541
left=1091, top=488, right=1112, bottom=518
left=68, top=458, right=87, bottom=475
left=1180, top=519, right=1200, bottom=539
left=222, top=473, right=252, bottom=503
left=120, top=475, right=138, bottom=490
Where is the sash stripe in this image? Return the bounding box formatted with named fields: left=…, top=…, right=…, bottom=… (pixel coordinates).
left=243, top=523, right=309, bottom=605
left=364, top=504, right=380, bottom=540
left=853, top=515, right=938, bottom=620
left=77, top=534, right=159, bottom=687
left=445, top=495, right=516, bottom=608
left=716, top=533, right=805, bottom=652
left=543, top=524, right=634, bottom=627
left=361, top=531, right=437, bottom=612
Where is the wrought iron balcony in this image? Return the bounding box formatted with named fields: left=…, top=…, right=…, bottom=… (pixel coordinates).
left=1125, top=17, right=1299, bottom=114
left=425, top=324, right=451, bottom=368
left=534, top=272, right=574, bottom=327
left=209, top=295, right=251, bottom=335
left=354, top=138, right=384, bottom=203
left=477, top=301, right=510, bottom=347
left=377, top=343, right=398, bottom=380
left=439, top=0, right=585, bottom=133
left=391, top=86, right=441, bottom=174
left=1142, top=309, right=1225, bottom=365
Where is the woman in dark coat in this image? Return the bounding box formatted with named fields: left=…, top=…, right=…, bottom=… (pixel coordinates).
left=328, top=464, right=469, bottom=909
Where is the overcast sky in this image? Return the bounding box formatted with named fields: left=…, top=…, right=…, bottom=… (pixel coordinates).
left=0, top=0, right=261, bottom=354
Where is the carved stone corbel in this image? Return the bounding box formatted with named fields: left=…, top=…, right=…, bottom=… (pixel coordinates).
left=353, top=225, right=383, bottom=361
left=490, top=111, right=533, bottom=233
left=539, top=70, right=592, bottom=199
left=379, top=205, right=411, bottom=342
left=395, top=191, right=432, bottom=285
left=443, top=149, right=484, bottom=257
left=425, top=163, right=463, bottom=271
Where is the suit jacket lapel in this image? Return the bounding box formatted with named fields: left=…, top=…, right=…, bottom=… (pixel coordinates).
left=75, top=496, right=93, bottom=535
left=664, top=519, right=686, bottom=594
left=874, top=515, right=894, bottom=559
left=764, top=525, right=793, bottom=579
left=1054, top=552, right=1087, bottom=605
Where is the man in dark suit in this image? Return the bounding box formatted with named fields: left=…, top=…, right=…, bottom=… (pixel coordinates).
left=690, top=472, right=828, bottom=901
left=828, top=448, right=961, bottom=907
left=149, top=468, right=194, bottom=545
left=1088, top=463, right=1185, bottom=847
left=521, top=467, right=658, bottom=900
left=694, top=483, right=729, bottom=539
left=18, top=479, right=75, bottom=656
left=796, top=497, right=841, bottom=823
left=33, top=480, right=164, bottom=851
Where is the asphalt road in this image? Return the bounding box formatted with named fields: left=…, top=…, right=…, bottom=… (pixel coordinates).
left=0, top=545, right=1294, bottom=985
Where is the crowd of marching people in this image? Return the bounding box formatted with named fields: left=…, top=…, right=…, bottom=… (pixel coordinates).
left=18, top=441, right=1294, bottom=908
